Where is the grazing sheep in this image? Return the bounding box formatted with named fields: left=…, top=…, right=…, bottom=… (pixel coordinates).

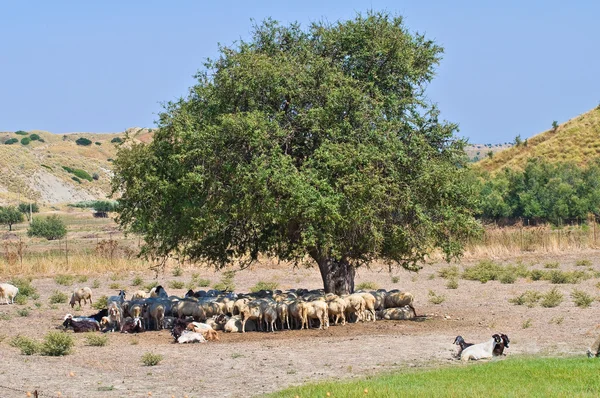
left=199, top=300, right=222, bottom=318
left=63, top=314, right=100, bottom=333
left=69, top=287, right=93, bottom=308
left=492, top=333, right=510, bottom=357
left=0, top=283, right=19, bottom=305
left=370, top=290, right=386, bottom=311
left=461, top=335, right=503, bottom=361
left=130, top=290, right=148, bottom=300
left=224, top=315, right=257, bottom=333
left=121, top=317, right=144, bottom=333
left=326, top=296, right=346, bottom=326
left=376, top=306, right=415, bottom=320
left=343, top=294, right=366, bottom=323
left=177, top=330, right=206, bottom=344
left=384, top=291, right=416, bottom=316
left=150, top=285, right=168, bottom=298
left=174, top=299, right=206, bottom=322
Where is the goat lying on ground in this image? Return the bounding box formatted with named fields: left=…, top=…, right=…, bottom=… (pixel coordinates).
left=453, top=336, right=474, bottom=358
left=492, top=333, right=510, bottom=356
left=460, top=334, right=503, bottom=361
left=63, top=314, right=100, bottom=333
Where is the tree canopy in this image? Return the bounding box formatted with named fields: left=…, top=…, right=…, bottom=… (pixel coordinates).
left=0, top=206, right=24, bottom=231
left=113, top=12, right=480, bottom=294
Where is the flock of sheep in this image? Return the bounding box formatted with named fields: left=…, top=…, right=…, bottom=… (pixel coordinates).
left=2, top=279, right=514, bottom=360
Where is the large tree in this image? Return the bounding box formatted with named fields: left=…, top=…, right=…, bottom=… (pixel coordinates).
left=113, top=12, right=480, bottom=295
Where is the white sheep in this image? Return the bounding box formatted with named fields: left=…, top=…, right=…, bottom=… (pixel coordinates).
left=358, top=292, right=377, bottom=322
left=384, top=291, right=416, bottom=316
left=460, top=335, right=503, bottom=361
left=326, top=296, right=346, bottom=325
left=177, top=330, right=206, bottom=344
left=376, top=306, right=415, bottom=320
left=302, top=300, right=328, bottom=330
left=224, top=315, right=257, bottom=333
left=130, top=290, right=148, bottom=300
left=69, top=287, right=93, bottom=308
left=0, top=283, right=19, bottom=305
left=343, top=294, right=366, bottom=323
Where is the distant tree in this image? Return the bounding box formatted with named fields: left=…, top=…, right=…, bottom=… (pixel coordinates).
left=110, top=137, right=123, bottom=144
left=14, top=130, right=28, bottom=136
left=552, top=121, right=559, bottom=131
left=524, top=139, right=528, bottom=147
left=27, top=215, right=67, bottom=240
left=29, top=133, right=40, bottom=141
left=0, top=206, right=24, bottom=231
left=4, top=138, right=18, bottom=145
left=95, top=142, right=102, bottom=146
left=514, top=135, right=522, bottom=147
left=487, top=151, right=494, bottom=159
left=18, top=203, right=40, bottom=221
left=20, top=137, right=31, bottom=145
left=76, top=137, right=92, bottom=146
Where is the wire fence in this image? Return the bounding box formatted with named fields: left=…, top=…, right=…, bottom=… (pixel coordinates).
left=0, top=383, right=56, bottom=397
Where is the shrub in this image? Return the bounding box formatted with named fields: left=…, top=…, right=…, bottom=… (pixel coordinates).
left=544, top=262, right=560, bottom=269
left=131, top=276, right=143, bottom=286
left=9, top=277, right=37, bottom=297
left=95, top=142, right=101, bottom=146
left=196, top=278, right=211, bottom=287
left=93, top=295, right=108, bottom=310
left=40, top=331, right=74, bottom=356
left=391, top=276, right=400, bottom=284
left=55, top=274, right=74, bottom=286
left=462, top=260, right=503, bottom=283
left=18, top=202, right=40, bottom=216
left=446, top=278, right=459, bottom=289
left=77, top=275, right=88, bottom=283
left=530, top=269, right=545, bottom=281
left=29, top=133, right=40, bottom=141
left=27, top=215, right=67, bottom=240
left=4, top=138, right=18, bottom=145
left=14, top=295, right=28, bottom=305
left=92, top=279, right=100, bottom=288
left=509, top=290, right=542, bottom=307
left=499, top=272, right=517, bottom=284
left=544, top=270, right=590, bottom=284
left=354, top=281, right=378, bottom=291
left=85, top=334, right=109, bottom=347
left=428, top=290, right=445, bottom=304
left=75, top=137, right=92, bottom=146
left=17, top=308, right=30, bottom=317
left=143, top=281, right=158, bottom=292
left=540, top=288, right=564, bottom=308
left=438, top=265, right=459, bottom=279
left=213, top=271, right=235, bottom=291
left=14, top=130, right=28, bottom=135
left=522, top=319, right=532, bottom=329
left=10, top=335, right=39, bottom=355
left=20, top=137, right=31, bottom=145
left=168, top=280, right=185, bottom=289
left=575, top=259, right=592, bottom=267
left=109, top=283, right=122, bottom=290
left=172, top=267, right=183, bottom=277
left=571, top=289, right=594, bottom=308
left=250, top=281, right=280, bottom=292
left=38, top=138, right=45, bottom=142
left=49, top=290, right=68, bottom=304
left=111, top=137, right=123, bottom=144
left=141, top=352, right=163, bottom=366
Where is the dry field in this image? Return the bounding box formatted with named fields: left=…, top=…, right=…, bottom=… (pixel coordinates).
left=1, top=212, right=600, bottom=397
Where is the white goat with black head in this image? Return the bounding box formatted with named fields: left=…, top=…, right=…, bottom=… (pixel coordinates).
left=460, top=334, right=503, bottom=361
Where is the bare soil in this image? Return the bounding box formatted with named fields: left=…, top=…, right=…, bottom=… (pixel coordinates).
left=1, top=251, right=600, bottom=397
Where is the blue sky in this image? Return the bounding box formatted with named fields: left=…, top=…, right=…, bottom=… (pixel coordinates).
left=1, top=1, right=598, bottom=144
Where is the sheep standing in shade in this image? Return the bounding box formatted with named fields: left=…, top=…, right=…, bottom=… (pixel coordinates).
left=0, top=283, right=19, bottom=305
left=70, top=287, right=93, bottom=308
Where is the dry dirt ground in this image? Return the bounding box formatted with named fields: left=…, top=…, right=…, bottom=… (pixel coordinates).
left=1, top=251, right=600, bottom=397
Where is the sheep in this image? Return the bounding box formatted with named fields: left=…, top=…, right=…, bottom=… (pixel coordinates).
left=171, top=318, right=191, bottom=341
left=0, top=283, right=19, bottom=305
left=121, top=317, right=144, bottom=333
left=87, top=309, right=108, bottom=323
left=199, top=299, right=223, bottom=318
left=287, top=300, right=304, bottom=329
left=587, top=335, right=600, bottom=358
left=63, top=314, right=100, bottom=333
left=326, top=296, right=346, bottom=326
left=107, top=290, right=126, bottom=308
left=69, top=287, right=93, bottom=308
left=130, top=290, right=148, bottom=300
left=143, top=302, right=166, bottom=331
left=107, top=302, right=123, bottom=332
left=174, top=299, right=206, bottom=322
left=453, top=336, right=474, bottom=358
left=163, top=316, right=177, bottom=329
left=100, top=316, right=115, bottom=332
left=240, top=300, right=263, bottom=333
left=376, top=306, right=415, bottom=320
left=358, top=292, right=377, bottom=322
left=128, top=302, right=143, bottom=319
left=186, top=322, right=220, bottom=341
left=492, top=333, right=510, bottom=357
left=460, top=335, right=503, bottom=361
left=343, top=294, right=366, bottom=323
left=384, top=291, right=416, bottom=316
left=206, top=314, right=229, bottom=331
left=150, top=285, right=168, bottom=298
left=177, top=330, right=206, bottom=344
left=302, top=300, right=328, bottom=330
left=370, top=290, right=386, bottom=311
left=224, top=315, right=257, bottom=333
left=261, top=301, right=278, bottom=332
left=276, top=302, right=290, bottom=330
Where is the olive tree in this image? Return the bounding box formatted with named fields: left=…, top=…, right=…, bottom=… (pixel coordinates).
left=113, top=12, right=480, bottom=294
left=0, top=206, right=24, bottom=231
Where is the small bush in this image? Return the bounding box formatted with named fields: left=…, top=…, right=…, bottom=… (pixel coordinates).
left=168, top=280, right=185, bottom=289
left=55, top=274, right=74, bottom=286
left=143, top=281, right=158, bottom=292
left=428, top=290, right=445, bottom=304
left=75, top=137, right=92, bottom=146
left=93, top=295, right=108, bottom=310
left=92, top=279, right=100, bottom=289
left=10, top=335, right=39, bottom=355
left=544, top=262, right=560, bottom=269
left=438, top=266, right=459, bottom=279
left=72, top=176, right=82, bottom=184
left=131, top=276, right=143, bottom=286
left=499, top=272, right=517, bottom=284
left=544, top=270, right=590, bottom=284
left=21, top=137, right=31, bottom=145
left=462, top=260, right=503, bottom=283
left=141, top=352, right=163, bottom=366
left=85, top=334, right=109, bottom=347
left=172, top=267, right=183, bottom=277
left=530, top=269, right=545, bottom=281
left=27, top=215, right=67, bottom=240
left=15, top=130, right=28, bottom=135
left=13, top=294, right=28, bottom=305
left=49, top=290, right=68, bottom=304
left=77, top=275, right=88, bottom=283
left=9, top=277, right=37, bottom=297
left=540, top=288, right=564, bottom=308
left=446, top=278, right=459, bottom=289
left=213, top=271, right=236, bottom=292
left=29, top=133, right=40, bottom=141
left=40, top=331, right=74, bottom=356
left=109, top=282, right=122, bottom=290
left=576, top=259, right=592, bottom=267
left=111, top=137, right=123, bottom=144
left=522, top=319, right=532, bottom=329
left=509, top=290, right=542, bottom=307
left=4, top=138, right=18, bottom=145
left=571, top=289, right=594, bottom=308
left=196, top=278, right=211, bottom=287
left=17, top=308, right=30, bottom=317
left=391, top=276, right=400, bottom=284
left=250, top=281, right=280, bottom=292
left=550, top=316, right=564, bottom=325
left=95, top=142, right=101, bottom=146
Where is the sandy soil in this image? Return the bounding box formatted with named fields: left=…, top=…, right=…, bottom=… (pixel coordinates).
left=1, top=251, right=600, bottom=397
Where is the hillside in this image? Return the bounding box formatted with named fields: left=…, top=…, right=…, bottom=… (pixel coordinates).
left=0, top=128, right=153, bottom=206
left=477, top=106, right=600, bottom=173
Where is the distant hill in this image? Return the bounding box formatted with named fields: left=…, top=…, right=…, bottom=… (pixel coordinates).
left=476, top=107, right=600, bottom=173
left=0, top=128, right=153, bottom=206
left=465, top=142, right=513, bottom=162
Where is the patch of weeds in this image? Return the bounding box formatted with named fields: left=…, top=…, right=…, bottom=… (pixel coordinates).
left=231, top=352, right=244, bottom=359
left=540, top=287, right=564, bottom=308
left=185, top=281, right=196, bottom=290
left=34, top=302, right=42, bottom=308
left=141, top=352, right=163, bottom=366
left=576, top=259, right=592, bottom=267
left=287, top=369, right=297, bottom=375
left=545, top=270, right=590, bottom=284
left=530, top=270, right=546, bottom=281
left=54, top=274, right=74, bottom=286
left=85, top=334, right=109, bottom=347
left=97, top=386, right=115, bottom=392
left=462, top=260, right=503, bottom=283
left=509, top=290, right=542, bottom=307
left=428, top=273, right=435, bottom=280
left=16, top=308, right=30, bottom=317
left=40, top=331, right=74, bottom=356
left=428, top=290, right=445, bottom=304
left=522, top=319, right=533, bottom=329
left=213, top=271, right=236, bottom=292
left=92, top=279, right=100, bottom=289
left=499, top=273, right=517, bottom=284
left=446, top=278, right=459, bottom=289
left=9, top=277, right=37, bottom=297
left=438, top=265, right=459, bottom=279
left=49, top=290, right=68, bottom=304
left=172, top=267, right=183, bottom=277
left=131, top=276, right=143, bottom=286
left=250, top=281, right=280, bottom=292
left=168, top=280, right=185, bottom=289
left=549, top=316, right=564, bottom=325
left=13, top=294, right=28, bottom=305
left=49, top=304, right=58, bottom=310
left=93, top=295, right=108, bottom=310
left=0, top=313, right=11, bottom=321
left=143, top=281, right=158, bottom=292
left=77, top=275, right=88, bottom=283
left=411, top=274, right=418, bottom=282
left=109, top=282, right=122, bottom=290
left=10, top=335, right=39, bottom=355
left=110, top=273, right=122, bottom=281
left=571, top=289, right=594, bottom=308
left=544, top=262, right=560, bottom=269
left=30, top=292, right=40, bottom=300
left=196, top=278, right=211, bottom=287
left=130, top=338, right=139, bottom=345
left=390, top=276, right=400, bottom=284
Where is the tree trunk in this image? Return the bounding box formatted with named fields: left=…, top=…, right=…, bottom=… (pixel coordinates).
left=316, top=257, right=355, bottom=295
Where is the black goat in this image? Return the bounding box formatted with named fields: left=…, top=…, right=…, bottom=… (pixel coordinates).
left=121, top=317, right=144, bottom=334
left=63, top=315, right=100, bottom=333
left=492, top=333, right=510, bottom=356
left=171, top=318, right=190, bottom=342
left=453, top=336, right=474, bottom=358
